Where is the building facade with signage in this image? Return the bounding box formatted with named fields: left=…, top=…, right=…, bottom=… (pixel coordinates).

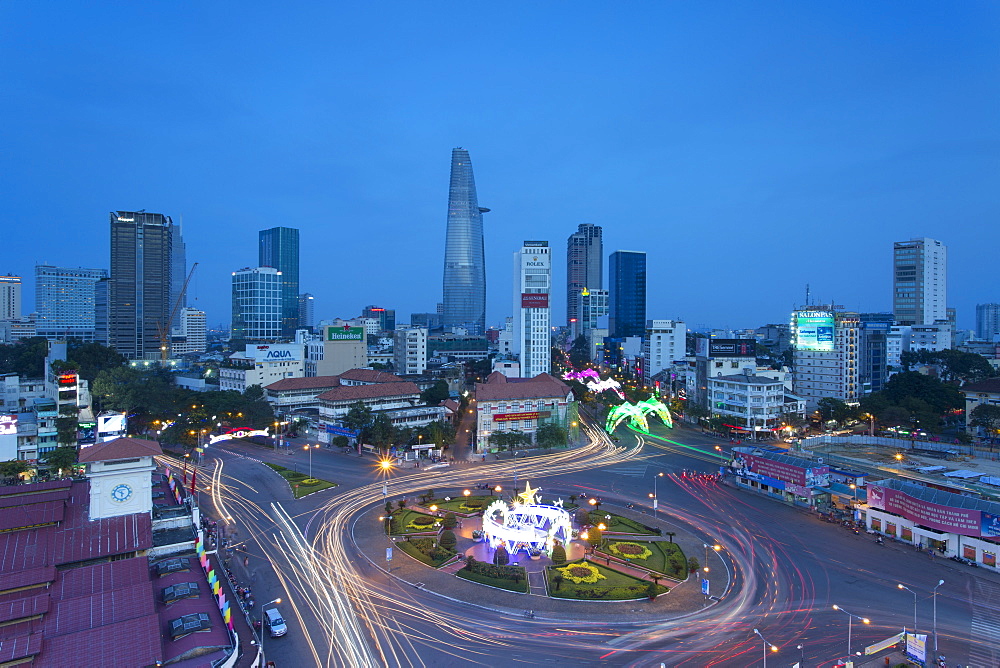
left=514, top=241, right=551, bottom=378
left=791, top=308, right=860, bottom=410
left=866, top=478, right=1000, bottom=570
left=219, top=343, right=305, bottom=393
left=687, top=338, right=757, bottom=410
left=729, top=447, right=832, bottom=507
left=474, top=371, right=575, bottom=453
left=305, top=325, right=368, bottom=377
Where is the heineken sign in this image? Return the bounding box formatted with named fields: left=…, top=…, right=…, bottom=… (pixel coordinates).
left=327, top=326, right=364, bottom=341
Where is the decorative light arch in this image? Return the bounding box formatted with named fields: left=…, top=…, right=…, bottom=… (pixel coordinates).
left=481, top=482, right=573, bottom=556
left=604, top=398, right=673, bottom=434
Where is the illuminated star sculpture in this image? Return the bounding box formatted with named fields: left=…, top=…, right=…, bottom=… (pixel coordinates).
left=517, top=481, right=539, bottom=506
left=554, top=498, right=564, bottom=508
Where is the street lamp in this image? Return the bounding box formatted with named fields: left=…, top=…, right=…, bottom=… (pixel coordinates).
left=849, top=483, right=857, bottom=504
left=702, top=542, right=721, bottom=573
left=651, top=471, right=664, bottom=515
left=832, top=605, right=870, bottom=659
left=260, top=597, right=282, bottom=666
left=933, top=579, right=945, bottom=654
left=511, top=450, right=522, bottom=496
left=303, top=443, right=318, bottom=479
left=752, top=629, right=778, bottom=668
left=897, top=583, right=918, bottom=634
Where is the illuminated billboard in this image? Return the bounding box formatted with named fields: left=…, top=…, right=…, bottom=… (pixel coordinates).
left=793, top=311, right=835, bottom=351
left=326, top=326, right=364, bottom=342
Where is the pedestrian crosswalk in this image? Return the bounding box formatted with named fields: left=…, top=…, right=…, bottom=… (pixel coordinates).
left=603, top=464, right=650, bottom=478
left=969, top=580, right=1000, bottom=668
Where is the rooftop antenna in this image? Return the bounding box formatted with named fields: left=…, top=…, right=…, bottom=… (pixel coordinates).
left=805, top=283, right=811, bottom=307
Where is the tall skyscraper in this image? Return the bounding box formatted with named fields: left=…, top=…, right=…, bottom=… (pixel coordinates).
left=259, top=226, right=300, bottom=338
left=298, top=293, right=315, bottom=330
left=609, top=250, right=646, bottom=339
left=108, top=211, right=174, bottom=359
left=170, top=224, right=187, bottom=331
left=231, top=267, right=282, bottom=343
left=513, top=241, right=551, bottom=378
left=0, top=275, right=21, bottom=320
left=566, top=224, right=603, bottom=340
left=893, top=237, right=947, bottom=326
left=442, top=148, right=488, bottom=335
left=976, top=303, right=1000, bottom=341
left=34, top=265, right=108, bottom=341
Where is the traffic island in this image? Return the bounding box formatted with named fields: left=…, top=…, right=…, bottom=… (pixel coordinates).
left=264, top=463, right=337, bottom=499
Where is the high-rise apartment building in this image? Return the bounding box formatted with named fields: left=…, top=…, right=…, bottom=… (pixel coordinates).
left=442, top=148, right=488, bottom=335
left=642, top=320, right=686, bottom=385
left=108, top=211, right=174, bottom=359
left=566, top=224, right=603, bottom=340
left=94, top=277, right=110, bottom=345
left=34, top=265, right=108, bottom=341
left=609, top=251, right=646, bottom=339
left=170, top=225, right=187, bottom=331
left=791, top=308, right=860, bottom=409
left=231, top=267, right=282, bottom=343
left=858, top=312, right=894, bottom=394
left=298, top=293, right=315, bottom=331
left=259, top=227, right=300, bottom=338
left=514, top=241, right=551, bottom=378
left=172, top=307, right=207, bottom=355
left=0, top=275, right=22, bottom=320
left=893, top=237, right=947, bottom=326
left=580, top=288, right=609, bottom=338
left=393, top=326, right=428, bottom=375
left=976, top=303, right=1000, bottom=341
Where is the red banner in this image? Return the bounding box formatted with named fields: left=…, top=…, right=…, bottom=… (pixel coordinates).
left=735, top=453, right=829, bottom=487
left=868, top=484, right=982, bottom=536
left=521, top=293, right=549, bottom=308
left=493, top=411, right=550, bottom=423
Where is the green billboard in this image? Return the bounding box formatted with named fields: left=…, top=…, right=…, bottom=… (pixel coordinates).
left=326, top=326, right=365, bottom=342
left=793, top=311, right=835, bottom=351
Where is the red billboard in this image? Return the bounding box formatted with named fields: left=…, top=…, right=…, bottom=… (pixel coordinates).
left=521, top=293, right=549, bottom=308
left=867, top=484, right=982, bottom=536
left=734, top=452, right=829, bottom=487
left=493, top=411, right=550, bottom=423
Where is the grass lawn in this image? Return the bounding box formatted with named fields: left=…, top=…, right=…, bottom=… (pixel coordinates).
left=396, top=538, right=456, bottom=568
left=548, top=559, right=669, bottom=600
left=265, top=463, right=337, bottom=499
left=588, top=510, right=659, bottom=536
left=457, top=567, right=529, bottom=593
left=603, top=540, right=687, bottom=580
left=424, top=496, right=491, bottom=514
left=390, top=509, right=442, bottom=535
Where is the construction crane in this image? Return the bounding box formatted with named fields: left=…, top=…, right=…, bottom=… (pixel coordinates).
left=158, top=262, right=199, bottom=362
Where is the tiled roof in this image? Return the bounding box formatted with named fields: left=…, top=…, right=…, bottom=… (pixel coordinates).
left=0, top=594, right=49, bottom=625
left=0, top=565, right=55, bottom=594
left=475, top=373, right=572, bottom=402
left=54, top=557, right=148, bottom=600
left=961, top=377, right=1000, bottom=394
left=0, top=500, right=64, bottom=532
left=52, top=511, right=153, bottom=565
left=40, top=614, right=161, bottom=668
left=0, top=480, right=71, bottom=499
left=0, top=631, right=41, bottom=664
left=338, top=368, right=403, bottom=384
left=78, top=437, right=162, bottom=463
left=265, top=375, right=342, bottom=391
left=317, top=381, right=421, bottom=403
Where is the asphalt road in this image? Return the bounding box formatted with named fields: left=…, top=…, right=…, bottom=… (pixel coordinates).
left=199, top=423, right=1000, bottom=667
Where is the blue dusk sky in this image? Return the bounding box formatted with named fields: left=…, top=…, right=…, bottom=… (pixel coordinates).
left=2, top=2, right=997, bottom=331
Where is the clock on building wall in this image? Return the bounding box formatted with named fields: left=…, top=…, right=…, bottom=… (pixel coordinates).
left=110, top=483, right=133, bottom=503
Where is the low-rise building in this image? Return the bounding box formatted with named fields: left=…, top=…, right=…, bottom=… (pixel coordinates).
left=961, top=378, right=1000, bottom=437
left=316, top=381, right=443, bottom=443
left=474, top=372, right=575, bottom=453
left=394, top=326, right=428, bottom=374
left=728, top=447, right=832, bottom=508
left=708, top=371, right=787, bottom=438
left=219, top=343, right=305, bottom=393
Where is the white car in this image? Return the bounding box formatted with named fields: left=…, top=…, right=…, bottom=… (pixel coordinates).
left=264, top=607, right=287, bottom=637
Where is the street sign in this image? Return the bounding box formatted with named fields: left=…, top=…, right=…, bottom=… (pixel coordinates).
left=701, top=579, right=710, bottom=596
left=652, top=499, right=658, bottom=510
left=386, top=547, right=393, bottom=562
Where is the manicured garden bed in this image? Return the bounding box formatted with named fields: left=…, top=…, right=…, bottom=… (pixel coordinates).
left=389, top=509, right=442, bottom=535
left=602, top=540, right=687, bottom=580
left=425, top=496, right=490, bottom=514
left=547, top=559, right=668, bottom=600
left=588, top=510, right=659, bottom=536
left=456, top=559, right=528, bottom=593
left=265, top=463, right=337, bottom=499
left=396, top=538, right=456, bottom=568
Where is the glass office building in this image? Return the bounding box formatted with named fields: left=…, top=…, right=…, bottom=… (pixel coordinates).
left=442, top=148, right=488, bottom=336
left=231, top=267, right=282, bottom=342
left=609, top=250, right=646, bottom=339
left=259, top=226, right=300, bottom=338
left=566, top=224, right=603, bottom=339
left=35, top=264, right=108, bottom=341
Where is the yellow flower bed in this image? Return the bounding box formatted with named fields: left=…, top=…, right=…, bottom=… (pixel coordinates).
left=608, top=541, right=652, bottom=560
left=556, top=562, right=606, bottom=584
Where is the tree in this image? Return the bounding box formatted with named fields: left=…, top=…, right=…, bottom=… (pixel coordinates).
left=367, top=413, right=395, bottom=450
left=341, top=402, right=374, bottom=432
left=685, top=403, right=710, bottom=421
left=67, top=341, right=126, bottom=382
left=0, top=460, right=29, bottom=480
left=664, top=531, right=676, bottom=543
left=552, top=573, right=564, bottom=591
left=55, top=414, right=78, bottom=447
left=817, top=397, right=853, bottom=425
left=42, top=447, right=78, bottom=474
left=587, top=526, right=602, bottom=549
left=439, top=529, right=457, bottom=550
left=687, top=556, right=700, bottom=573
left=568, top=335, right=590, bottom=368
left=332, top=435, right=349, bottom=449
left=493, top=545, right=509, bottom=566
left=420, top=380, right=450, bottom=406
left=970, top=404, right=1000, bottom=437
left=442, top=512, right=457, bottom=529
left=0, top=337, right=49, bottom=378
left=536, top=421, right=567, bottom=449
left=551, top=543, right=567, bottom=565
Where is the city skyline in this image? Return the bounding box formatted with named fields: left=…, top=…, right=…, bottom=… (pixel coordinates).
left=1, top=3, right=997, bottom=331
